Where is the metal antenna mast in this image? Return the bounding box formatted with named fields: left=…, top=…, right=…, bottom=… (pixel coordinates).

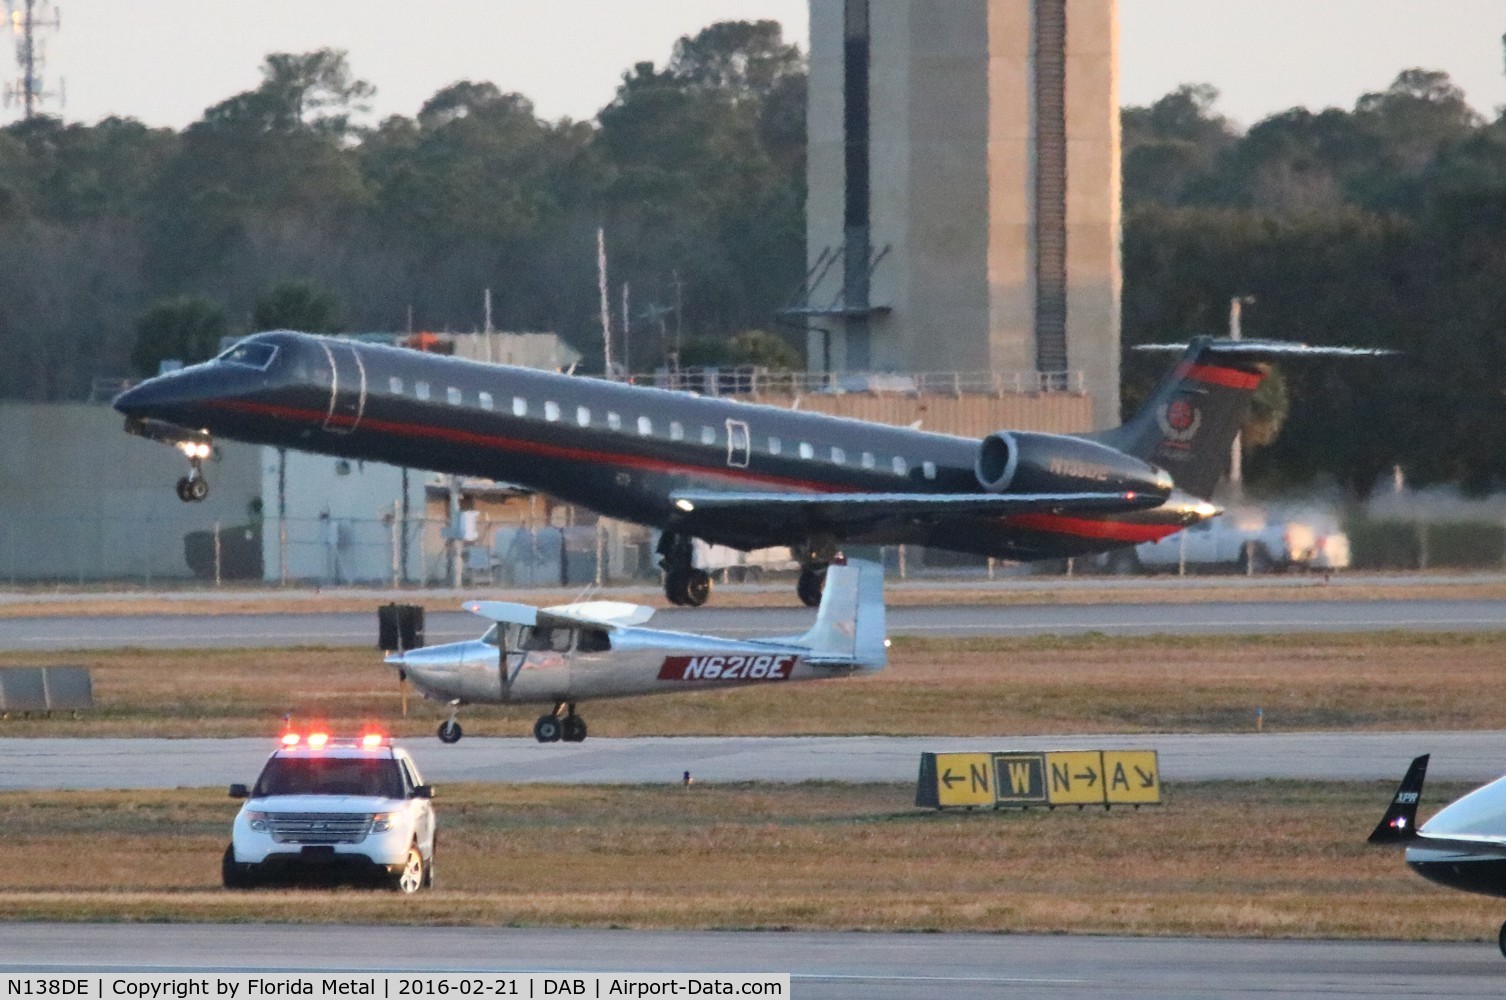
left=6, top=0, right=61, bottom=120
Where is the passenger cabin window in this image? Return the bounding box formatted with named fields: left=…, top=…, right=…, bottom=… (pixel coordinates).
left=861, top=452, right=876, bottom=470
left=520, top=626, right=572, bottom=653
left=670, top=422, right=685, bottom=442
left=831, top=447, right=846, bottom=465
left=447, top=387, right=463, bottom=406
left=415, top=381, right=430, bottom=401
left=638, top=416, right=653, bottom=436
left=479, top=391, right=494, bottom=411
left=799, top=442, right=814, bottom=460
left=892, top=456, right=908, bottom=476
left=607, top=412, right=622, bottom=431
left=218, top=342, right=279, bottom=370
left=701, top=426, right=716, bottom=445
left=513, top=397, right=527, bottom=417
left=576, top=629, right=611, bottom=653
left=577, top=406, right=591, bottom=427
left=545, top=401, right=560, bottom=422
left=768, top=437, right=782, bottom=456
left=389, top=377, right=403, bottom=395
left=923, top=461, right=937, bottom=480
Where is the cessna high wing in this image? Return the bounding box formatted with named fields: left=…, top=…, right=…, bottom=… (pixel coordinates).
left=386, top=558, right=887, bottom=744
left=113, top=331, right=1382, bottom=606
left=1370, top=755, right=1506, bottom=958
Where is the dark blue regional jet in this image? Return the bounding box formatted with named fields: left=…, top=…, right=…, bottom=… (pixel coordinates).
left=113, top=331, right=1379, bottom=606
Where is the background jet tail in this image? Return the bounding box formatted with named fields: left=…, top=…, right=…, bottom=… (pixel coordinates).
left=796, top=560, right=887, bottom=670
left=1091, top=338, right=1391, bottom=500
left=1368, top=754, right=1429, bottom=844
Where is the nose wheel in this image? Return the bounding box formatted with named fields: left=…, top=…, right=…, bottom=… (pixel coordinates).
left=175, top=471, right=209, bottom=502
left=173, top=440, right=213, bottom=502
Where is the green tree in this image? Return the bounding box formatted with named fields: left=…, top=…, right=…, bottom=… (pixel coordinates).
left=130, top=295, right=228, bottom=376
left=252, top=279, right=344, bottom=332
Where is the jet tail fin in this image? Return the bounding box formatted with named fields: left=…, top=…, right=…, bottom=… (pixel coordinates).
left=1092, top=338, right=1392, bottom=500
left=796, top=560, right=886, bottom=670
left=1368, top=754, right=1429, bottom=844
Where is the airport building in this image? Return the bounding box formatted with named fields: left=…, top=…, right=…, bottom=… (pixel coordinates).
left=802, top=0, right=1122, bottom=429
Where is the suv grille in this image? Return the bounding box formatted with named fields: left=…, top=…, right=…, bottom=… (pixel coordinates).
left=268, top=813, right=372, bottom=844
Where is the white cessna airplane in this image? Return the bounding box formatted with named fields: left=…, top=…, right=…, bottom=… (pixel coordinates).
left=385, top=560, right=886, bottom=744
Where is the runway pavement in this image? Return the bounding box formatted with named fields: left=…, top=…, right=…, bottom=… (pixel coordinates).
left=5, top=596, right=1506, bottom=650
left=5, top=731, right=1504, bottom=791
left=1, top=923, right=1499, bottom=998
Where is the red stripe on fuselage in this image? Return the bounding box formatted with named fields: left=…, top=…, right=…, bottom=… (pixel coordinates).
left=1003, top=513, right=1181, bottom=543
left=1176, top=362, right=1264, bottom=391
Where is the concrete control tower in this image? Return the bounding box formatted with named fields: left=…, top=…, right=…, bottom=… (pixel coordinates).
left=802, top=0, right=1121, bottom=428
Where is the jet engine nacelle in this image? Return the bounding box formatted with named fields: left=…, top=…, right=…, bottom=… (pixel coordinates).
left=975, top=430, right=1173, bottom=498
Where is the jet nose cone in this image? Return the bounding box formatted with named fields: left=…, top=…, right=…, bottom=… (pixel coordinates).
left=384, top=652, right=407, bottom=667
left=114, top=368, right=220, bottom=424
left=112, top=378, right=164, bottom=419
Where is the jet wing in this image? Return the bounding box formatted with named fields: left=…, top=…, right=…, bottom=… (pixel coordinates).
left=668, top=490, right=1161, bottom=537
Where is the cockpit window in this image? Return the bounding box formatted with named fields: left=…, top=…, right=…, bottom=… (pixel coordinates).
left=218, top=342, right=278, bottom=370
left=519, top=626, right=572, bottom=652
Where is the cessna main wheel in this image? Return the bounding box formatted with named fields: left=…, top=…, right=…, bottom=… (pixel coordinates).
left=534, top=714, right=562, bottom=743
left=561, top=715, right=587, bottom=743
left=796, top=568, right=826, bottom=607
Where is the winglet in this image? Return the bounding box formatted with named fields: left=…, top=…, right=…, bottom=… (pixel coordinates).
left=1368, top=754, right=1429, bottom=844
left=796, top=560, right=887, bottom=670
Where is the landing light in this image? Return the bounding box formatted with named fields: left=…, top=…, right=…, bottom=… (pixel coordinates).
left=674, top=499, right=695, bottom=513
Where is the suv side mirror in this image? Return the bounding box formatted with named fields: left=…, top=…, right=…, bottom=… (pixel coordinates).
left=228, top=783, right=249, bottom=799
left=412, top=784, right=434, bottom=799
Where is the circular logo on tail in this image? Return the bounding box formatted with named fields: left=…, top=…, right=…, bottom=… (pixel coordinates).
left=1156, top=398, right=1202, bottom=446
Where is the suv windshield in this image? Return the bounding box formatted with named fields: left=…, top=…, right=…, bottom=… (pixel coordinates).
left=253, top=756, right=404, bottom=798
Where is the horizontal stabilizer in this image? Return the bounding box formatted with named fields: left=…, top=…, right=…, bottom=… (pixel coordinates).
left=1368, top=754, right=1429, bottom=844
left=1134, top=340, right=1396, bottom=358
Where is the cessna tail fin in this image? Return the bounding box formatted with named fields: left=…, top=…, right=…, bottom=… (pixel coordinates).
left=796, top=560, right=887, bottom=670
left=1093, top=338, right=1392, bottom=500
left=1368, top=754, right=1429, bottom=844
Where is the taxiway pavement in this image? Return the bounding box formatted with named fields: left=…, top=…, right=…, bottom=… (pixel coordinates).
left=3, top=731, right=1502, bottom=791
left=5, top=596, right=1506, bottom=650
left=1, top=923, right=1499, bottom=998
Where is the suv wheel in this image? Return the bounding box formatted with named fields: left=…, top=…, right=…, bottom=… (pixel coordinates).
left=392, top=845, right=425, bottom=894
left=221, top=844, right=254, bottom=890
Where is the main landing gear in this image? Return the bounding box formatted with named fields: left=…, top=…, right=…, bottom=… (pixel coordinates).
left=173, top=440, right=213, bottom=503
left=437, top=703, right=463, bottom=743
left=658, top=532, right=711, bottom=607
left=795, top=534, right=840, bottom=608
left=534, top=703, right=587, bottom=743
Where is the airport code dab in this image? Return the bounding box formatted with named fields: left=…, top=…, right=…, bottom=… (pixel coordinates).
left=4, top=977, right=787, bottom=999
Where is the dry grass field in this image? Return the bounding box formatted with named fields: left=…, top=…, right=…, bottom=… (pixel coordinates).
left=0, top=781, right=1494, bottom=940
left=3, top=632, right=1506, bottom=738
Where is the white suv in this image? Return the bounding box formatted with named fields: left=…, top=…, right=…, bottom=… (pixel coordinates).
left=223, top=734, right=436, bottom=892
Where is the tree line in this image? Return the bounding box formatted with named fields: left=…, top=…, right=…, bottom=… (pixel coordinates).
left=1, top=20, right=1503, bottom=495
left=0, top=22, right=807, bottom=398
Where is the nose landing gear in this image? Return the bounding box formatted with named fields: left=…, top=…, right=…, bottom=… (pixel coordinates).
left=173, top=440, right=213, bottom=503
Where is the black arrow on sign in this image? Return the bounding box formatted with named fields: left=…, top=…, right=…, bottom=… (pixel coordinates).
left=941, top=769, right=965, bottom=789
left=1075, top=769, right=1098, bottom=787
left=1135, top=766, right=1156, bottom=788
